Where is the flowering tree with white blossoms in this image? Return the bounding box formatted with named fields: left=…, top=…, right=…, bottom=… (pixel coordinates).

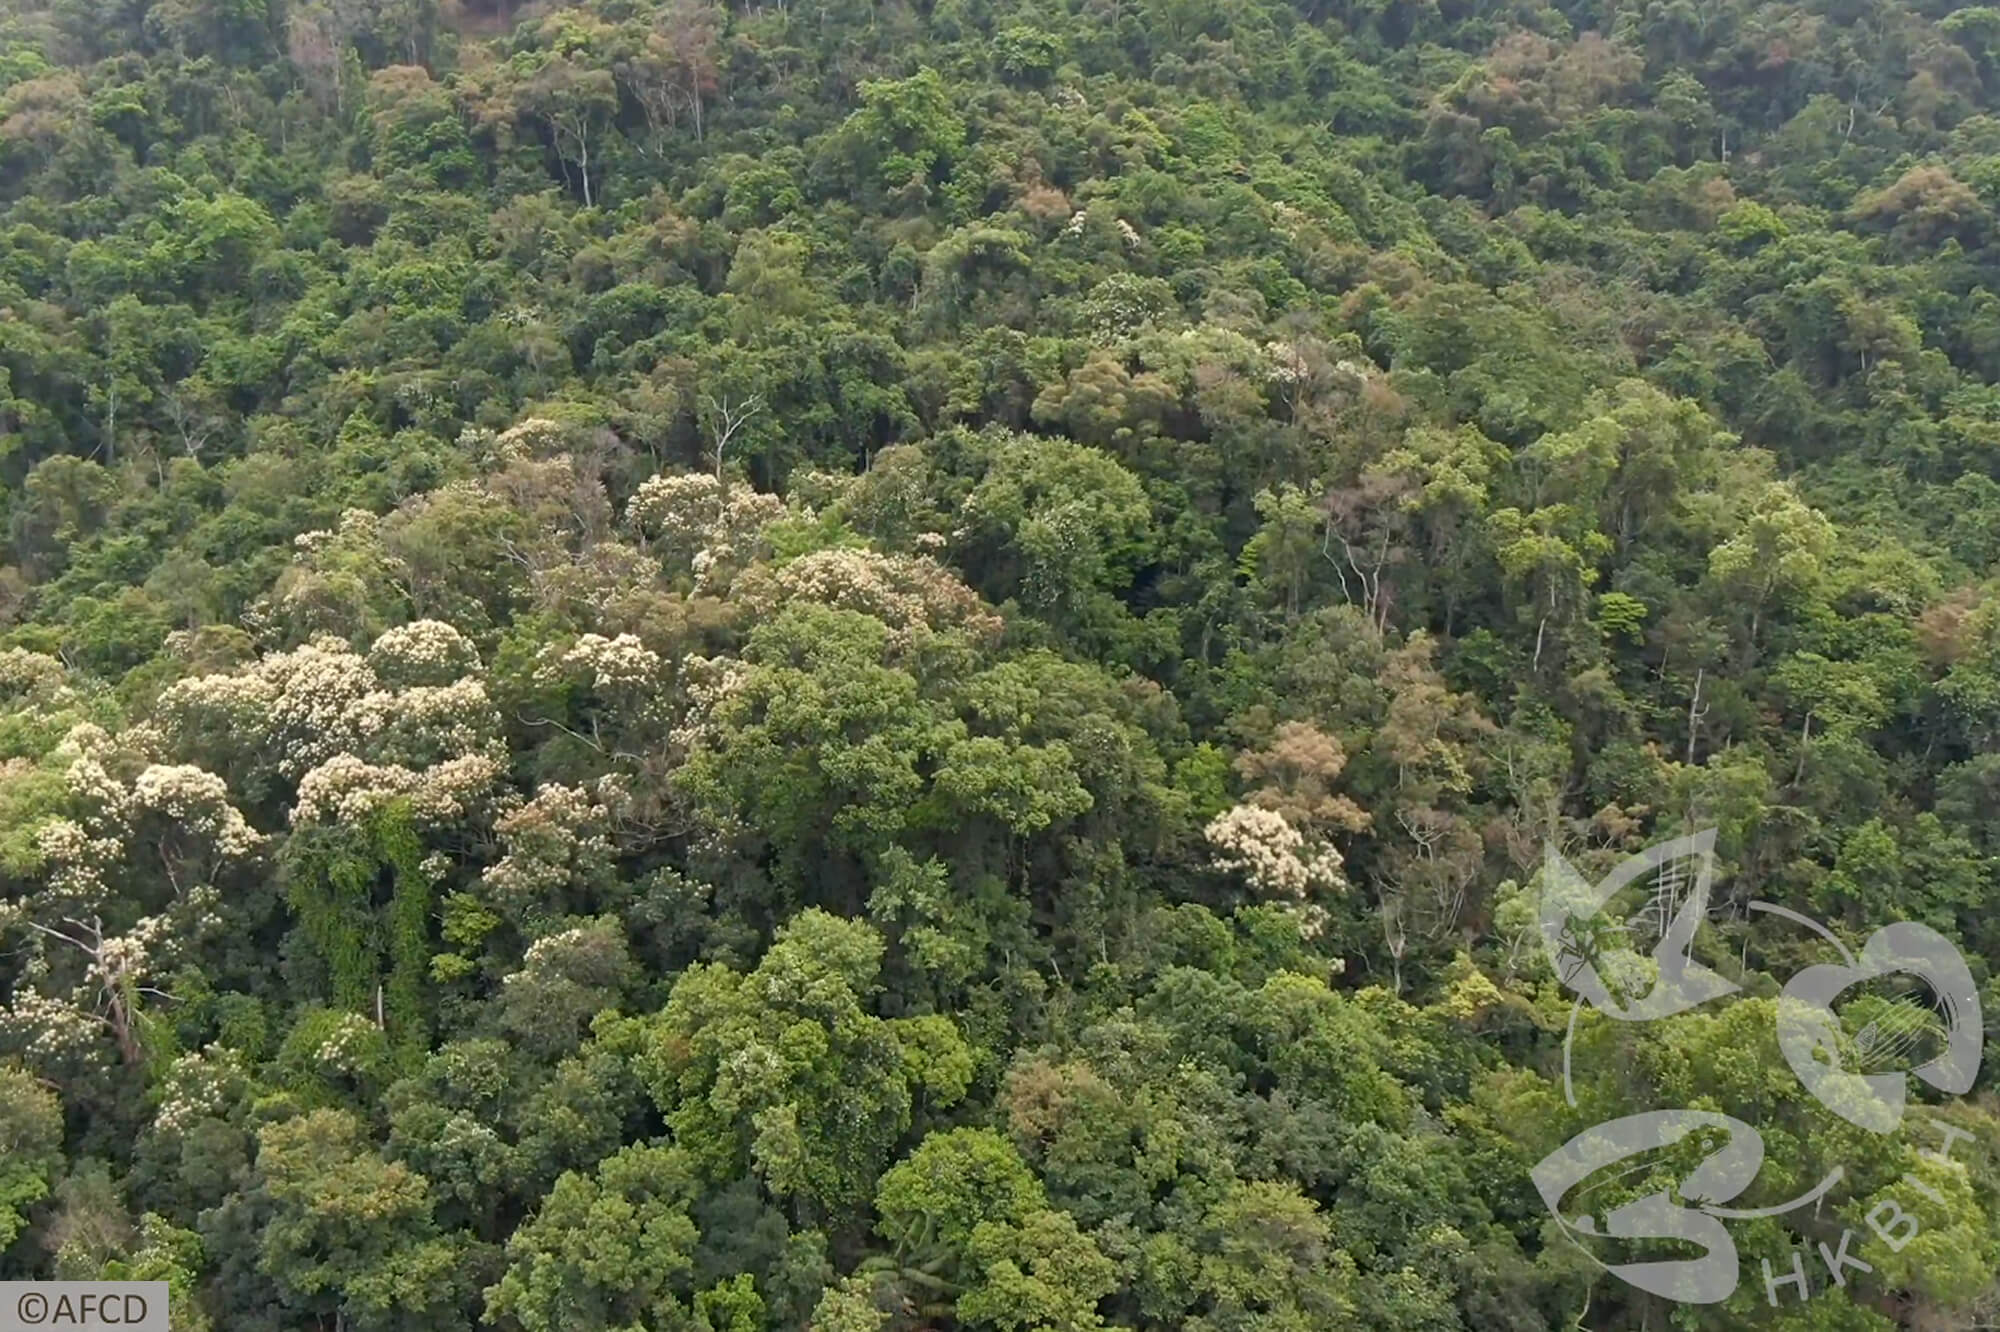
left=731, top=547, right=1005, bottom=650
left=1203, top=803, right=1350, bottom=940
left=367, top=620, right=484, bottom=689
left=623, top=469, right=786, bottom=593
left=153, top=625, right=506, bottom=830
left=480, top=782, right=620, bottom=938
left=0, top=728, right=252, bottom=1073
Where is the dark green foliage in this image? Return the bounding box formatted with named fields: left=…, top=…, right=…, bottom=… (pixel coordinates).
left=0, top=0, right=1999, bottom=1328
left=283, top=801, right=432, bottom=1059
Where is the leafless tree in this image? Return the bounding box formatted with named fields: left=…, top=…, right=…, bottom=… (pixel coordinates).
left=163, top=384, right=226, bottom=461
left=702, top=392, right=763, bottom=482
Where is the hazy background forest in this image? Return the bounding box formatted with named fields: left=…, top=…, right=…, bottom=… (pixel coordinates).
left=1, top=0, right=2000, bottom=1325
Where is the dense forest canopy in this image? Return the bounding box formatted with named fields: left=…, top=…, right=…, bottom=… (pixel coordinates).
left=2, top=0, right=2000, bottom=1325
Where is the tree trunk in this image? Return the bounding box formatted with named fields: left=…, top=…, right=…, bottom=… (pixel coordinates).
left=108, top=994, right=141, bottom=1066
left=1686, top=667, right=1705, bottom=766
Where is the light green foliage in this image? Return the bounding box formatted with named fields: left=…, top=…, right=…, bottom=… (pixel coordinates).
left=1182, top=1180, right=1357, bottom=1331
left=0, top=1065, right=63, bottom=1250
left=2, top=0, right=2000, bottom=1328
left=956, top=1208, right=1116, bottom=1332
left=485, top=1143, right=701, bottom=1332
left=875, top=1128, right=1046, bottom=1257
left=254, top=1109, right=471, bottom=1330
left=807, top=1275, right=888, bottom=1332
left=638, top=912, right=972, bottom=1220
left=669, top=604, right=962, bottom=869
left=844, top=68, right=966, bottom=192
left=102, top=1215, right=212, bottom=1332
left=958, top=432, right=1154, bottom=626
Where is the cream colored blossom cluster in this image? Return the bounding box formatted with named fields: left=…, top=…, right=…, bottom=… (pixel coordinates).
left=1205, top=804, right=1347, bottom=896
left=154, top=671, right=281, bottom=759
left=291, top=752, right=503, bottom=827
left=668, top=653, right=750, bottom=753
left=626, top=476, right=712, bottom=569
left=698, top=490, right=790, bottom=595
left=504, top=921, right=625, bottom=991
left=64, top=750, right=134, bottom=822
left=157, top=630, right=504, bottom=825
left=1204, top=803, right=1348, bottom=937
left=258, top=509, right=408, bottom=644
left=1332, top=358, right=1375, bottom=389
left=121, top=721, right=167, bottom=756
left=1269, top=200, right=1307, bottom=242
left=516, top=925, right=590, bottom=970
left=625, top=472, right=789, bottom=592
left=37, top=749, right=256, bottom=907
left=93, top=891, right=222, bottom=986
left=349, top=677, right=503, bottom=768
left=291, top=508, right=381, bottom=555
left=527, top=542, right=658, bottom=622
left=36, top=817, right=104, bottom=864
left=0, top=646, right=65, bottom=698
left=493, top=417, right=568, bottom=461
left=174, top=882, right=223, bottom=933
left=483, top=784, right=613, bottom=928
left=1264, top=340, right=1311, bottom=385
left=678, top=654, right=746, bottom=709
left=35, top=817, right=123, bottom=903
left=151, top=1045, right=247, bottom=1137
left=53, top=721, right=123, bottom=763
left=314, top=1012, right=383, bottom=1074
left=592, top=772, right=633, bottom=819
left=740, top=548, right=1004, bottom=646
left=0, top=904, right=212, bottom=1074
left=367, top=619, right=482, bottom=688
left=2, top=785, right=229, bottom=1070
left=533, top=633, right=669, bottom=729
left=90, top=920, right=165, bottom=985
left=0, top=986, right=109, bottom=1067
left=555, top=633, right=661, bottom=690
left=781, top=467, right=855, bottom=512
left=720, top=485, right=786, bottom=532
left=254, top=636, right=380, bottom=777
left=627, top=471, right=724, bottom=544
left=131, top=764, right=263, bottom=858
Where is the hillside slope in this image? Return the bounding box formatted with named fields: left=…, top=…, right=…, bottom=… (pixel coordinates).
left=2, top=0, right=2000, bottom=1327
